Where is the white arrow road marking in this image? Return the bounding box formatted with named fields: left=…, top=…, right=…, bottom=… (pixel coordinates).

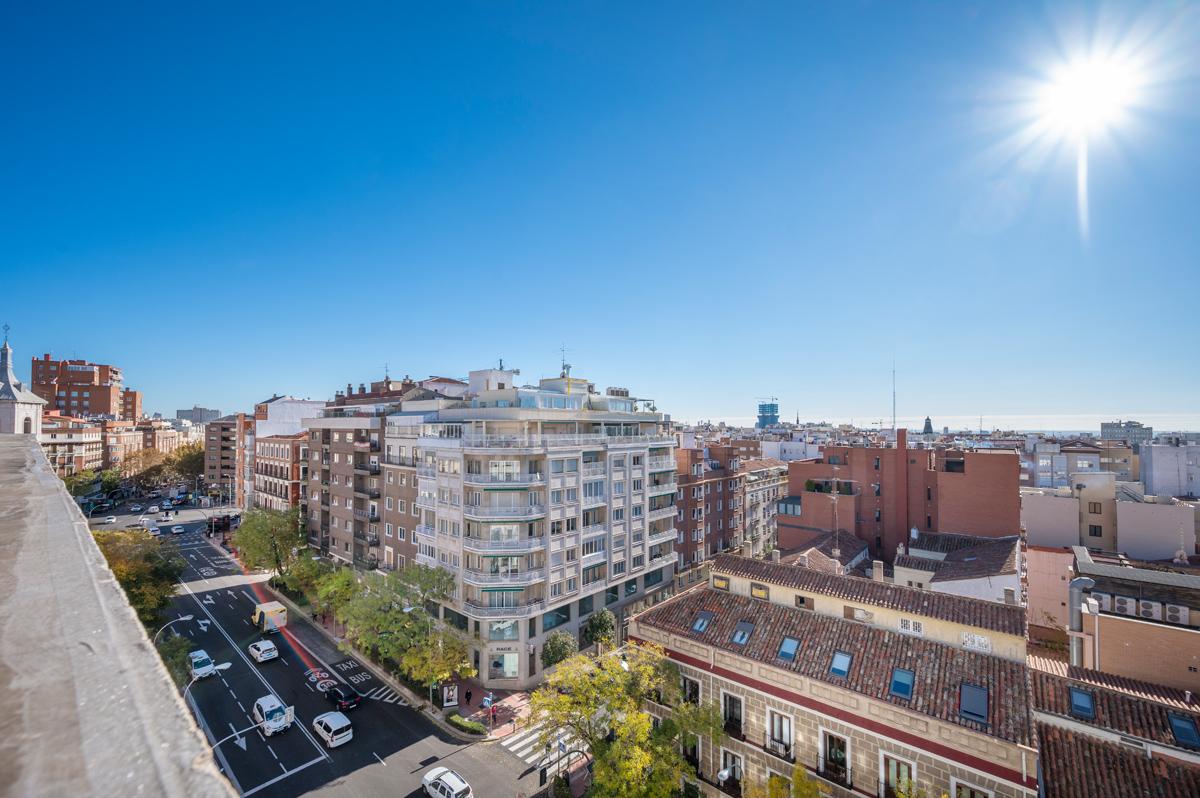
left=197, top=619, right=211, bottom=632
left=230, top=722, right=247, bottom=751
left=202, top=594, right=215, bottom=605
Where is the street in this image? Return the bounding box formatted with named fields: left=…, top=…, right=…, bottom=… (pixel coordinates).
left=101, top=502, right=547, bottom=798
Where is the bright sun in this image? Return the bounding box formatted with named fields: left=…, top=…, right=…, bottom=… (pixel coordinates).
left=1037, top=56, right=1140, bottom=138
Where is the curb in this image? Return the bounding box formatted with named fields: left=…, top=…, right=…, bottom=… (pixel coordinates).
left=261, top=583, right=484, bottom=744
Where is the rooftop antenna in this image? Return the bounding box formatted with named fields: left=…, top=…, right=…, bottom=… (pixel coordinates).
left=2, top=322, right=8, bottom=343
left=384, top=361, right=389, bottom=380
left=498, top=357, right=504, bottom=370
left=891, top=359, right=896, bottom=436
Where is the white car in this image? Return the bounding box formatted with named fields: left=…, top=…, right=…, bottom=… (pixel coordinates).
left=149, top=526, right=162, bottom=536
left=312, top=711, right=353, bottom=749
left=189, top=650, right=216, bottom=679
left=161, top=500, right=173, bottom=508
left=422, top=767, right=473, bottom=798
left=148, top=505, right=160, bottom=513
left=248, top=640, right=279, bottom=663
left=171, top=525, right=185, bottom=535
left=252, top=695, right=294, bottom=736
left=130, top=504, right=143, bottom=512
left=103, top=516, right=117, bottom=524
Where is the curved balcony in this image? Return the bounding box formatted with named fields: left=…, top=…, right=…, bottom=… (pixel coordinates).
left=648, top=528, right=677, bottom=546
left=464, top=599, right=545, bottom=618
left=648, top=481, right=677, bottom=495
left=416, top=465, right=438, bottom=478
left=648, top=506, right=677, bottom=522
left=462, top=503, right=546, bottom=521
left=463, top=472, right=546, bottom=486
left=414, top=523, right=436, bottom=539
left=461, top=535, right=547, bottom=554
left=647, top=457, right=675, bottom=472
left=462, top=568, right=546, bottom=587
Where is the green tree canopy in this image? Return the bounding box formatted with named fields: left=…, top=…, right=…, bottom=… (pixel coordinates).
left=583, top=608, right=617, bottom=647
left=280, top=554, right=331, bottom=604
left=94, top=529, right=186, bottom=625
left=742, top=765, right=824, bottom=798
left=64, top=469, right=97, bottom=496
left=99, top=468, right=122, bottom=494
left=399, top=628, right=477, bottom=701
left=541, top=630, right=579, bottom=668
left=165, top=442, right=204, bottom=481
left=233, top=507, right=303, bottom=575
left=315, top=567, right=361, bottom=616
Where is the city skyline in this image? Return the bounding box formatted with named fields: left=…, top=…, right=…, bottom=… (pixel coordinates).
left=3, top=3, right=1198, bottom=428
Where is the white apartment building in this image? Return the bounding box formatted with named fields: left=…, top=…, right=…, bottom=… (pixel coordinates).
left=1142, top=443, right=1200, bottom=501
left=389, top=367, right=678, bottom=688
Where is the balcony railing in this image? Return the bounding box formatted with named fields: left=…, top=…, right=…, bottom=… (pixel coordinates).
left=352, top=532, right=380, bottom=547
left=764, top=737, right=794, bottom=762
left=352, top=439, right=380, bottom=452
left=462, top=503, right=546, bottom=519
left=352, top=462, right=380, bottom=475
left=650, top=551, right=679, bottom=568
left=582, top=463, right=606, bottom=477
left=383, top=454, right=416, bottom=466
left=353, top=554, right=378, bottom=571
left=462, top=535, right=546, bottom=553
left=415, top=495, right=436, bottom=510
left=647, top=456, right=674, bottom=471
left=581, top=493, right=607, bottom=508
left=648, top=506, right=677, bottom=521
left=352, top=508, right=380, bottom=522
left=648, top=481, right=677, bottom=494
left=414, top=523, right=436, bottom=539
left=353, top=486, right=381, bottom=499
left=462, top=433, right=675, bottom=449
left=817, top=755, right=852, bottom=789
left=464, top=599, right=545, bottom=618
left=648, top=528, right=677, bottom=546
left=462, top=568, right=546, bottom=586
left=416, top=465, right=437, bottom=478
left=463, top=472, right=546, bottom=486
left=582, top=522, right=607, bottom=537
left=723, top=719, right=744, bottom=740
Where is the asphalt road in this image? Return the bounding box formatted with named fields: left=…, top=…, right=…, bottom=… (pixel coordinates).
left=100, top=501, right=547, bottom=798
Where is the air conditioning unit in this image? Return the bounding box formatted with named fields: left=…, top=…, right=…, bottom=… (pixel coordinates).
left=1113, top=596, right=1137, bottom=616
left=1165, top=604, right=1190, bottom=626
left=1138, top=600, right=1162, bottom=621
left=1091, top=592, right=1112, bottom=612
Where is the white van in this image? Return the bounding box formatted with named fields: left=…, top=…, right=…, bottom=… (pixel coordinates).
left=312, top=711, right=353, bottom=749
left=252, top=695, right=294, bottom=736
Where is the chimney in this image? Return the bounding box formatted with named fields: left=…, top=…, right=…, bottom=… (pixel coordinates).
left=358, top=383, right=366, bottom=394
left=771, top=549, right=781, bottom=563
left=872, top=559, right=885, bottom=581
left=897, top=428, right=907, bottom=449
left=346, top=383, right=353, bottom=395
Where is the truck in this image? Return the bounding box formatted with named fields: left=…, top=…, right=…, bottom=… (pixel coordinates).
left=250, top=601, right=287, bottom=633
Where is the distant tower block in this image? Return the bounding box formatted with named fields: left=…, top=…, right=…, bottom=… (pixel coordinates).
left=756, top=398, right=780, bottom=429
left=923, top=416, right=934, bottom=435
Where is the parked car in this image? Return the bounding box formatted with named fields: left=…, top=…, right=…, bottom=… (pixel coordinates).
left=312, top=711, right=353, bottom=749
left=248, top=640, right=279, bottom=663
left=422, top=767, right=473, bottom=798
left=324, top=685, right=361, bottom=712
left=103, top=516, right=117, bottom=524
left=252, top=695, right=293, bottom=735
left=170, top=525, right=185, bottom=535
left=189, top=650, right=216, bottom=679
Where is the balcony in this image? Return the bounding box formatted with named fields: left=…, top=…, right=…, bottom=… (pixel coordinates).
left=464, top=599, right=545, bottom=618
left=383, top=454, right=416, bottom=466
left=764, top=737, right=794, bottom=763
left=581, top=493, right=607, bottom=509
left=462, top=535, right=546, bottom=553
left=353, top=554, right=378, bottom=570
left=462, top=568, right=546, bottom=586
left=462, top=433, right=675, bottom=450
left=647, top=456, right=674, bottom=471
left=353, top=486, right=381, bottom=500
left=648, top=481, right=677, bottom=495
left=352, top=508, right=380, bottom=523
left=462, top=503, right=546, bottom=520
left=414, top=523, right=437, bottom=539
left=415, top=495, right=436, bottom=511
left=352, top=462, right=380, bottom=476
left=817, top=755, right=852, bottom=789
left=648, top=506, right=677, bottom=522
left=416, top=553, right=458, bottom=573
left=464, top=472, right=546, bottom=486
left=352, top=439, right=380, bottom=452
left=583, top=463, right=606, bottom=477
left=416, top=465, right=437, bottom=478
left=650, top=550, right=679, bottom=568
left=648, top=528, right=677, bottom=546
left=582, top=522, right=607, bottom=537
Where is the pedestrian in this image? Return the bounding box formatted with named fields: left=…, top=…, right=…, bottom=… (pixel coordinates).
left=465, top=689, right=473, bottom=707
left=490, top=704, right=498, bottom=724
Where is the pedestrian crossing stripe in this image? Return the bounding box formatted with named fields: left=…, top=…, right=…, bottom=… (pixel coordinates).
left=498, top=722, right=583, bottom=766
left=363, top=685, right=408, bottom=706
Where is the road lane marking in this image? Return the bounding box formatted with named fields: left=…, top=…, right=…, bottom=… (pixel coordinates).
left=268, top=744, right=279, bottom=760
left=373, top=752, right=387, bottom=766
left=278, top=762, right=288, bottom=774
left=179, top=580, right=333, bottom=764
left=243, top=619, right=250, bottom=625
left=237, top=700, right=246, bottom=713
left=186, top=692, right=244, bottom=795
left=280, top=658, right=289, bottom=667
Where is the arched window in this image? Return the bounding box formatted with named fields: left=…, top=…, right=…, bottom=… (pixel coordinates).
left=23, top=417, right=32, bottom=434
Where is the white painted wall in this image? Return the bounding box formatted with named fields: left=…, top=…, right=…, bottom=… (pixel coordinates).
left=1115, top=500, right=1197, bottom=560
left=1020, top=491, right=1080, bottom=547
left=1142, top=444, right=1200, bottom=500
left=759, top=440, right=821, bottom=462
left=929, top=572, right=1023, bottom=605
left=255, top=399, right=325, bottom=438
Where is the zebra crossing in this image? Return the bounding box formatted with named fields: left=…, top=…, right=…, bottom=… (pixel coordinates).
left=360, top=684, right=409, bottom=706
left=498, top=721, right=582, bottom=768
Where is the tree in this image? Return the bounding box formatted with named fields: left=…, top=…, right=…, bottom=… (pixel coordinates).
left=232, top=507, right=303, bottom=576
left=99, top=468, right=122, bottom=495
left=334, top=564, right=457, bottom=667
left=94, top=529, right=186, bottom=625
left=165, top=442, right=204, bottom=482
left=280, top=554, right=331, bottom=604
left=530, top=642, right=723, bottom=798
left=157, top=632, right=194, bottom=686
left=121, top=449, right=167, bottom=487
left=400, top=628, right=477, bottom=703
left=541, top=630, right=579, bottom=668
left=742, top=765, right=822, bottom=798
left=316, top=567, right=360, bottom=617
left=583, top=608, right=617, bottom=647
left=63, top=469, right=97, bottom=496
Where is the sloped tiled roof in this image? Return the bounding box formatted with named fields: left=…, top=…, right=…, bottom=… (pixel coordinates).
left=931, top=537, right=1020, bottom=582
left=779, top=533, right=868, bottom=574
left=909, top=531, right=991, bottom=554
left=635, top=587, right=1034, bottom=746
left=1028, top=655, right=1199, bottom=713
left=1037, top=722, right=1200, bottom=798
left=894, top=554, right=943, bottom=573
left=712, top=554, right=1026, bottom=636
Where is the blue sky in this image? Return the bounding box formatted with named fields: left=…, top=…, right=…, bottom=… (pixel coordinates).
left=2, top=2, right=1197, bottom=430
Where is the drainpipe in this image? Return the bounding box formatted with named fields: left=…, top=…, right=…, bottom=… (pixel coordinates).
left=1068, top=576, right=1095, bottom=667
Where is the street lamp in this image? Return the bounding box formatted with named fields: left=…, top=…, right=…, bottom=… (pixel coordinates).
left=152, top=614, right=195, bottom=645
left=183, top=662, right=232, bottom=700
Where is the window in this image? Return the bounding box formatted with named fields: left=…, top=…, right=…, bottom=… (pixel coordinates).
left=730, top=621, right=754, bottom=645
left=1088, top=524, right=1103, bottom=537
left=625, top=578, right=638, bottom=596
left=750, top=582, right=769, bottom=600
left=579, top=595, right=593, bottom=616
left=1068, top=687, right=1095, bottom=720
left=1088, top=501, right=1102, bottom=514
left=768, top=710, right=792, bottom=752
left=606, top=586, right=619, bottom=605
left=1169, top=713, right=1200, bottom=750
left=829, top=651, right=852, bottom=677
left=794, top=595, right=811, bottom=610
left=681, top=676, right=700, bottom=704
left=542, top=605, right=571, bottom=631
left=489, top=620, right=519, bottom=640
left=959, top=684, right=989, bottom=723
left=899, top=617, right=924, bottom=636
left=777, top=637, right=800, bottom=661
left=692, top=611, right=715, bottom=633
left=713, top=575, right=730, bottom=591
left=952, top=781, right=992, bottom=798
left=890, top=668, right=915, bottom=700
left=612, top=560, right=626, bottom=576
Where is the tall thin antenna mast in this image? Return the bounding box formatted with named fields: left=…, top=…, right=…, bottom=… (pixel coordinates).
left=891, top=360, right=896, bottom=436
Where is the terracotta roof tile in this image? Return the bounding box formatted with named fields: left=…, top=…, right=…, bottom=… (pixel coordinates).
left=634, top=587, right=1034, bottom=746
left=712, top=554, right=1026, bottom=636
left=1037, top=722, right=1200, bottom=798
left=1028, top=655, right=1200, bottom=714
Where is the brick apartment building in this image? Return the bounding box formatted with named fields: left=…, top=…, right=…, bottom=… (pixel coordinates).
left=740, top=457, right=788, bottom=559
left=778, top=428, right=1020, bottom=560
left=100, top=419, right=142, bottom=471
left=253, top=432, right=308, bottom=512
left=137, top=419, right=181, bottom=455
left=205, top=414, right=252, bottom=505
left=30, top=354, right=142, bottom=421
left=39, top=411, right=103, bottom=476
